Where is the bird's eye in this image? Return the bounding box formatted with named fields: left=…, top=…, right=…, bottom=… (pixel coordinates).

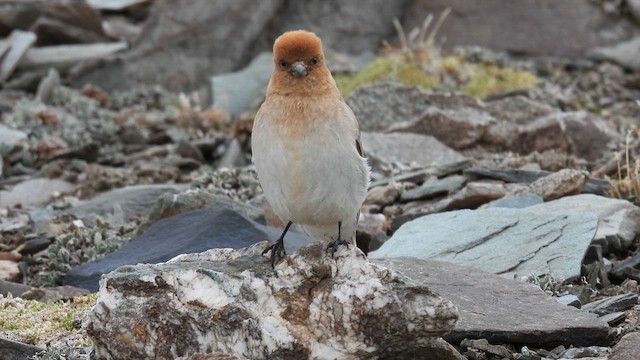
left=310, top=57, right=319, bottom=65
left=279, top=61, right=287, bottom=69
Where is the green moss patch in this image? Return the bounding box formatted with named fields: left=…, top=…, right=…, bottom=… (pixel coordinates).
left=461, top=63, right=539, bottom=99
left=334, top=57, right=439, bottom=97
left=334, top=53, right=538, bottom=100
left=0, top=294, right=97, bottom=345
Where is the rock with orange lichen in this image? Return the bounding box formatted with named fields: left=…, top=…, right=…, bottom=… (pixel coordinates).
left=87, top=242, right=460, bottom=360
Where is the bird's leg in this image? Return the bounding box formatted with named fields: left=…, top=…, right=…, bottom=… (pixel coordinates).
left=326, top=221, right=349, bottom=255
left=263, top=221, right=292, bottom=269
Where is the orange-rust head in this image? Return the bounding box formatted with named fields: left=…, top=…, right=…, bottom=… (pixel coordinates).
left=273, top=30, right=324, bottom=66
left=268, top=30, right=336, bottom=96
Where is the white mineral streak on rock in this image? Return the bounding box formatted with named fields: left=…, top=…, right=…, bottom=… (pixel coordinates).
left=87, top=241, right=459, bottom=359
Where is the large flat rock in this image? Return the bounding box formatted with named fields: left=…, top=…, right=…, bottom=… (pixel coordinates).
left=371, top=201, right=598, bottom=280
left=374, top=257, right=610, bottom=347
left=64, top=204, right=313, bottom=291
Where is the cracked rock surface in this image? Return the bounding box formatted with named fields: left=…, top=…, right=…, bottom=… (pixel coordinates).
left=371, top=195, right=600, bottom=280
left=87, top=242, right=460, bottom=360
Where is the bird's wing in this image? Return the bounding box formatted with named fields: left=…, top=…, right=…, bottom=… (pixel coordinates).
left=340, top=98, right=366, bottom=159
left=355, top=132, right=365, bottom=158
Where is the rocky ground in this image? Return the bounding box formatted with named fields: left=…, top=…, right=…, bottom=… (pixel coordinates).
left=1, top=1, right=640, bottom=360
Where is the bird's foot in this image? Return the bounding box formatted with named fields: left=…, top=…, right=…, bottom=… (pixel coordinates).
left=326, top=238, right=349, bottom=256
left=262, top=237, right=286, bottom=269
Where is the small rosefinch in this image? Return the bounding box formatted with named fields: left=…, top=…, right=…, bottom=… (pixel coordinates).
left=252, top=30, right=370, bottom=268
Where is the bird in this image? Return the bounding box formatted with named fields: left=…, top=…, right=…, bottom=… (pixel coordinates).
left=251, top=30, right=370, bottom=268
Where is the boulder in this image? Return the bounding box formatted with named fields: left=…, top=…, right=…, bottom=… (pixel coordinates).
left=485, top=95, right=555, bottom=125
left=348, top=82, right=486, bottom=135
left=361, top=132, right=468, bottom=175
left=87, top=242, right=461, bottom=360
left=348, top=83, right=619, bottom=160
left=515, top=112, right=619, bottom=161
left=347, top=82, right=433, bottom=131
left=388, top=106, right=497, bottom=150
left=401, top=0, right=639, bottom=57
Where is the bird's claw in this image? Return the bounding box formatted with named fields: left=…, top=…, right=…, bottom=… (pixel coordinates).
left=263, top=238, right=286, bottom=269
left=326, top=238, right=349, bottom=255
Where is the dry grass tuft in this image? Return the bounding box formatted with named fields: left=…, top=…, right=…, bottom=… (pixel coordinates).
left=605, top=101, right=640, bottom=205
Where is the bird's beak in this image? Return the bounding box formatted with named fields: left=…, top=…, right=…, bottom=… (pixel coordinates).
left=290, top=62, right=308, bottom=77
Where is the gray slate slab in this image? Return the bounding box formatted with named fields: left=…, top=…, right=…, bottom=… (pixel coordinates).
left=536, top=194, right=640, bottom=253
left=64, top=204, right=313, bottom=291
left=371, top=204, right=598, bottom=280
left=374, top=257, right=610, bottom=347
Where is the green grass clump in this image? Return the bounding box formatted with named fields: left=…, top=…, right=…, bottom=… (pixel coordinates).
left=335, top=55, right=538, bottom=99
left=334, top=10, right=538, bottom=99
left=460, top=63, right=539, bottom=99
left=334, top=57, right=440, bottom=97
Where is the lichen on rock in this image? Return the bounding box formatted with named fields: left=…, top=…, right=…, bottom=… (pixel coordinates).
left=87, top=242, right=459, bottom=359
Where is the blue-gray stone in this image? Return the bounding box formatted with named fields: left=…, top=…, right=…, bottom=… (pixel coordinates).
left=370, top=202, right=599, bottom=280
left=64, top=204, right=313, bottom=291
